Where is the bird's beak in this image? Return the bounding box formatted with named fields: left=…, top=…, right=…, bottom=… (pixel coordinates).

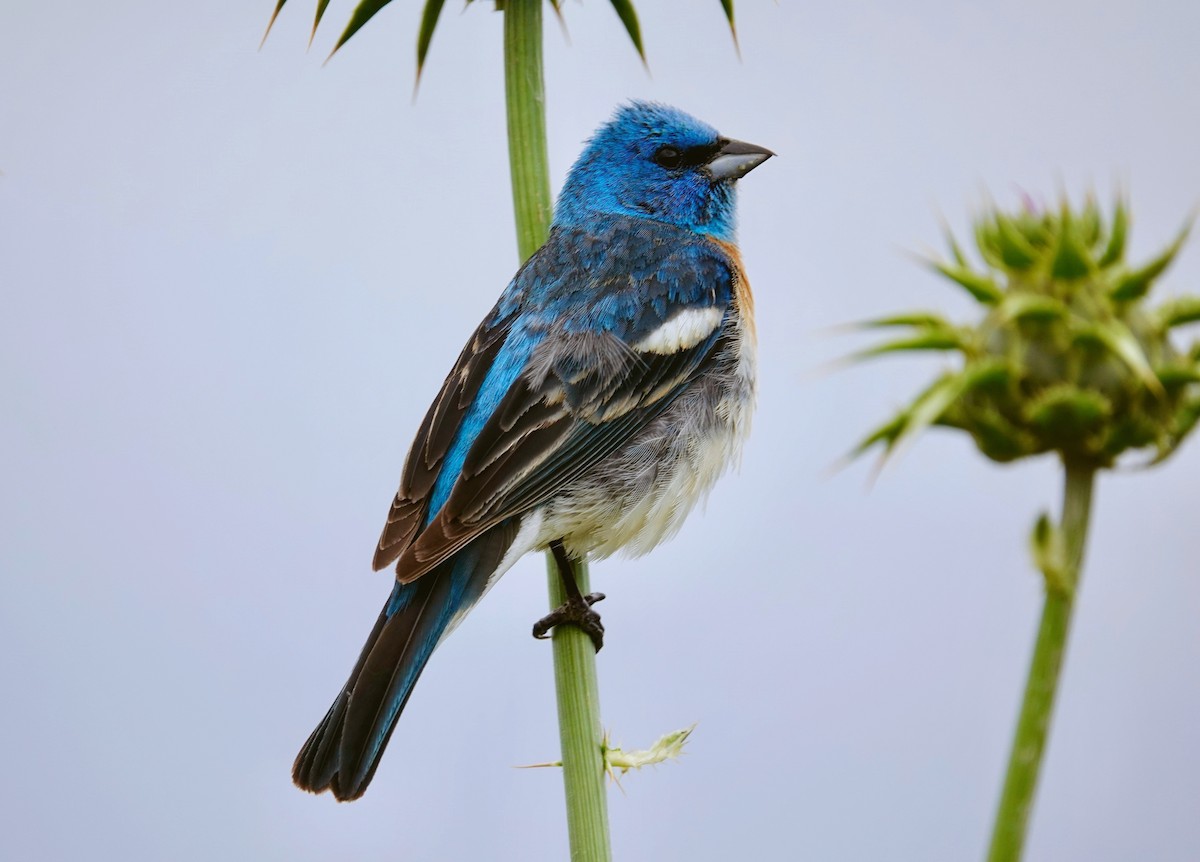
left=706, top=138, right=775, bottom=181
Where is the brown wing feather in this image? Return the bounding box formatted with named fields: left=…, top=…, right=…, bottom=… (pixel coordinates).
left=372, top=316, right=511, bottom=572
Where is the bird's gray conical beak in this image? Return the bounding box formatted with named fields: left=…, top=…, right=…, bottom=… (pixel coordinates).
left=706, top=138, right=775, bottom=181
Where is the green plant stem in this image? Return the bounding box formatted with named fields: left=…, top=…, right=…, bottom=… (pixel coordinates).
left=503, top=2, right=611, bottom=861
left=546, top=554, right=612, bottom=862
left=987, top=461, right=1096, bottom=862
left=503, top=0, right=552, bottom=261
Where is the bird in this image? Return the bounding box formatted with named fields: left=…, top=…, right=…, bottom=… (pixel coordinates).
left=293, top=101, right=773, bottom=801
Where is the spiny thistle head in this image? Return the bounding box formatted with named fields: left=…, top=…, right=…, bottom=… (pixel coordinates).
left=851, top=196, right=1200, bottom=469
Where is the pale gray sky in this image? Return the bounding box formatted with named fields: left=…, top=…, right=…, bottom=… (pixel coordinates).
left=3, top=1, right=1199, bottom=859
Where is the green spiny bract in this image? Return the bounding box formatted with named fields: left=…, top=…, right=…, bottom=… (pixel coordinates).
left=263, top=0, right=739, bottom=75
left=852, top=197, right=1200, bottom=469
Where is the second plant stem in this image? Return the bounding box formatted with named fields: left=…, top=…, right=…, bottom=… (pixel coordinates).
left=987, top=460, right=1096, bottom=862
left=503, top=1, right=612, bottom=861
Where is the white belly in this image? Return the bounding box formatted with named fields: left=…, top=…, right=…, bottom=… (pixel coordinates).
left=539, top=317, right=757, bottom=560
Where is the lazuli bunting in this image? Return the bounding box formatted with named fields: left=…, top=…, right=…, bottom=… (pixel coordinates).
left=294, top=101, right=772, bottom=800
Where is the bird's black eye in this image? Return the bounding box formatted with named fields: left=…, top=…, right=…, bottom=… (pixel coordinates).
left=653, top=145, right=684, bottom=170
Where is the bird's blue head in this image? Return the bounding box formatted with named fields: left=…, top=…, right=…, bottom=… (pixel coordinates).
left=553, top=102, right=773, bottom=242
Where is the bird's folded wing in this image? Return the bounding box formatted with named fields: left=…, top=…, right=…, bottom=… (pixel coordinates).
left=372, top=316, right=513, bottom=572
left=392, top=315, right=730, bottom=583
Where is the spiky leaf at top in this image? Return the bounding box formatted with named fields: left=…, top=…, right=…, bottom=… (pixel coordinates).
left=265, top=0, right=742, bottom=71
left=311, top=0, right=332, bottom=47
left=261, top=0, right=289, bottom=48
left=607, top=0, right=647, bottom=63
left=328, top=0, right=396, bottom=59
left=416, top=0, right=448, bottom=82
left=719, top=0, right=740, bottom=54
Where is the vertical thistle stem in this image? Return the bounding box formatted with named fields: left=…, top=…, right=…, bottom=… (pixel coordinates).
left=503, top=0, right=552, bottom=261
left=987, top=461, right=1096, bottom=862
left=546, top=554, right=612, bottom=862
left=503, top=2, right=611, bottom=860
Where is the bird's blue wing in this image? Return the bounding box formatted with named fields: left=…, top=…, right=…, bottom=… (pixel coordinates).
left=371, top=305, right=521, bottom=571
left=389, top=219, right=737, bottom=582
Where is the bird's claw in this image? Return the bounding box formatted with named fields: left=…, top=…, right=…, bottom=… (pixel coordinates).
left=532, top=592, right=606, bottom=652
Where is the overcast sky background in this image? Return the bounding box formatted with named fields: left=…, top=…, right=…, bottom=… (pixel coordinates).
left=3, top=1, right=1199, bottom=859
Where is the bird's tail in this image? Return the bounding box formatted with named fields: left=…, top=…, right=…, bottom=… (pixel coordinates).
left=293, top=521, right=516, bottom=801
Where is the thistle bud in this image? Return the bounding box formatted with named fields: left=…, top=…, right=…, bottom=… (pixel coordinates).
left=852, top=197, right=1199, bottom=468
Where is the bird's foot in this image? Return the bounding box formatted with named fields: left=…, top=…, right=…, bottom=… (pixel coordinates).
left=532, top=592, right=606, bottom=652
